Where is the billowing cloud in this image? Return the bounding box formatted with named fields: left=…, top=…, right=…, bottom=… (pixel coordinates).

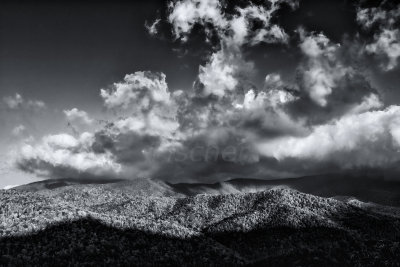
left=366, top=29, right=400, bottom=71
left=168, top=0, right=296, bottom=99
left=100, top=71, right=179, bottom=141
left=16, top=132, right=121, bottom=179
left=283, top=31, right=381, bottom=125
left=64, top=108, right=93, bottom=126
left=13, top=0, right=400, bottom=183
left=357, top=4, right=400, bottom=71
left=197, top=47, right=254, bottom=97
left=298, top=31, right=352, bottom=107
left=16, top=72, right=181, bottom=179
left=168, top=0, right=295, bottom=46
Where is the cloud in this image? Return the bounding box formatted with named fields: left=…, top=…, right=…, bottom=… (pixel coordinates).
left=168, top=0, right=294, bottom=46
left=16, top=132, right=121, bottom=179
left=166, top=0, right=297, bottom=100
left=298, top=31, right=352, bottom=107
left=13, top=68, right=400, bottom=182
left=3, top=93, right=23, bottom=109
left=100, top=71, right=173, bottom=111
left=145, top=19, right=161, bottom=35
left=64, top=108, right=94, bottom=126
left=357, top=4, right=400, bottom=71
left=168, top=0, right=227, bottom=42
left=2, top=93, right=46, bottom=110
left=13, top=2, right=400, bottom=183
left=197, top=47, right=254, bottom=97
left=366, top=29, right=400, bottom=71
left=16, top=72, right=181, bottom=179
left=257, top=105, right=400, bottom=169
left=12, top=125, right=27, bottom=137
left=280, top=31, right=381, bottom=125
left=100, top=71, right=179, bottom=140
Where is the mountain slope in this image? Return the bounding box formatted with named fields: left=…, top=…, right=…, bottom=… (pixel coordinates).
left=1, top=186, right=400, bottom=265
left=11, top=171, right=400, bottom=207
left=170, top=172, right=400, bottom=206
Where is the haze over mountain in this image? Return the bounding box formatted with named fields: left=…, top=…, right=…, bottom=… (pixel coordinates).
left=11, top=171, right=400, bottom=207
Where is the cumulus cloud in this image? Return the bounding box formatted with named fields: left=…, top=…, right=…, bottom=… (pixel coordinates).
left=13, top=1, right=400, bottom=183
left=64, top=108, right=93, bottom=126
left=16, top=72, right=181, bottom=179
left=13, top=67, right=400, bottom=182
left=357, top=4, right=400, bottom=71
left=2, top=93, right=46, bottom=110
left=16, top=132, right=121, bottom=179
left=100, top=71, right=179, bottom=140
left=168, top=0, right=294, bottom=46
left=197, top=47, right=254, bottom=97
left=167, top=0, right=296, bottom=99
left=280, top=31, right=381, bottom=125
left=168, top=0, right=226, bottom=42
left=366, top=29, right=400, bottom=71
left=298, top=31, right=352, bottom=107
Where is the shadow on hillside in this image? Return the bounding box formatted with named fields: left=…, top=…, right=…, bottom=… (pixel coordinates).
left=1, top=217, right=400, bottom=266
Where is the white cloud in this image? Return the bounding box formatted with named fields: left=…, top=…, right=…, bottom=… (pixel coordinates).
left=168, top=0, right=227, bottom=42
left=168, top=0, right=293, bottom=46
left=145, top=19, right=161, bottom=35
left=357, top=6, right=400, bottom=30
left=357, top=5, right=400, bottom=71
left=101, top=71, right=172, bottom=110
left=100, top=71, right=179, bottom=141
left=3, top=93, right=23, bottom=109
left=17, top=132, right=121, bottom=177
left=12, top=125, right=26, bottom=137
left=348, top=93, right=384, bottom=115
left=198, top=48, right=254, bottom=97
left=299, top=31, right=352, bottom=107
left=257, top=105, right=400, bottom=168
left=366, top=29, right=400, bottom=71
left=2, top=93, right=46, bottom=110
left=64, top=108, right=94, bottom=125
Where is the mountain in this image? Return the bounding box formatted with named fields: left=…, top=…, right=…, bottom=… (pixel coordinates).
left=12, top=171, right=400, bottom=206
left=1, top=186, right=400, bottom=266
left=13, top=177, right=126, bottom=192
left=172, top=172, right=400, bottom=207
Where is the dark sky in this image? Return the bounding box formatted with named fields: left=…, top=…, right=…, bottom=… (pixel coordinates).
left=0, top=0, right=199, bottom=108
left=1, top=0, right=400, bottom=187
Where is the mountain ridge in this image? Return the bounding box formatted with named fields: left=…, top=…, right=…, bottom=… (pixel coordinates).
left=1, top=185, right=400, bottom=266
left=9, top=171, right=400, bottom=207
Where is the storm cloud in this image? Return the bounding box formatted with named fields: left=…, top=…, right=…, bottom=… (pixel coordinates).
left=12, top=0, right=400, bottom=183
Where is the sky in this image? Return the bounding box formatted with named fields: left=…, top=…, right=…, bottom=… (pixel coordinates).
left=1, top=0, right=400, bottom=188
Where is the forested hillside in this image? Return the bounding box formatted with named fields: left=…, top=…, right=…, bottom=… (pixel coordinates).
left=1, top=185, right=400, bottom=266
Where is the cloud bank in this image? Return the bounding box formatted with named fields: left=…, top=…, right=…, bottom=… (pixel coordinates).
left=13, top=0, right=400, bottom=182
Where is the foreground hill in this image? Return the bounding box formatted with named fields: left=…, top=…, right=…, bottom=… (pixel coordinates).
left=1, top=185, right=400, bottom=266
